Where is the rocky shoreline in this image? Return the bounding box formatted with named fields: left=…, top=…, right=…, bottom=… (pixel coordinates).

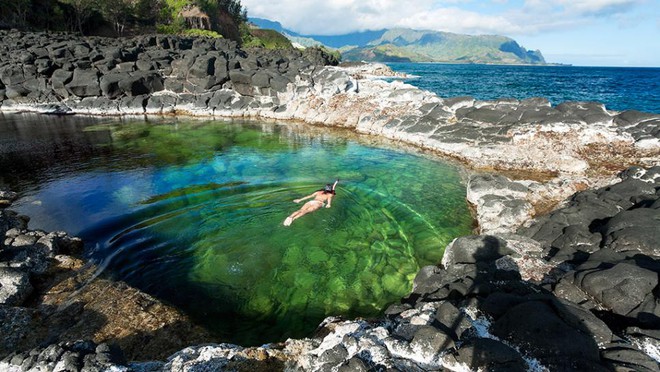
left=1, top=30, right=659, bottom=371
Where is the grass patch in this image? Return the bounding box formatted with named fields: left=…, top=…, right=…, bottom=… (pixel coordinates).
left=245, top=29, right=293, bottom=49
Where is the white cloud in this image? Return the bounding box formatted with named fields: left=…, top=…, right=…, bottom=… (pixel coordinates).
left=243, top=0, right=648, bottom=36
left=396, top=7, right=526, bottom=35
left=245, top=0, right=434, bottom=35
left=557, top=0, right=643, bottom=16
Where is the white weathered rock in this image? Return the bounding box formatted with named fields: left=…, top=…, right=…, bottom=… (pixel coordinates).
left=0, top=267, right=33, bottom=306
left=466, top=174, right=533, bottom=234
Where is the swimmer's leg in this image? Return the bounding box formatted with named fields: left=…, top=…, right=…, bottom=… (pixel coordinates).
left=283, top=203, right=321, bottom=226
left=284, top=209, right=304, bottom=226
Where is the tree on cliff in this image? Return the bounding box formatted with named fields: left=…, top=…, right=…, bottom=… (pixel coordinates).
left=0, top=0, right=32, bottom=28
left=158, top=0, right=248, bottom=42
left=59, top=0, right=98, bottom=34
left=97, top=0, right=134, bottom=36
left=0, top=0, right=251, bottom=41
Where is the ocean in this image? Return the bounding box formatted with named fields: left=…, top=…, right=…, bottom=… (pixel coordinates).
left=386, top=63, right=660, bottom=114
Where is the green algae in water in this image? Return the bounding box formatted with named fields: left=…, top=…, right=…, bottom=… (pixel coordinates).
left=19, top=119, right=473, bottom=346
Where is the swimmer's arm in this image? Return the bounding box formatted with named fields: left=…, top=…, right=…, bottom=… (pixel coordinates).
left=326, top=195, right=333, bottom=208
left=294, top=193, right=317, bottom=203
left=327, top=180, right=338, bottom=208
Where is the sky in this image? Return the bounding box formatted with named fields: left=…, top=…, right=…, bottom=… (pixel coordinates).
left=243, top=0, right=660, bottom=67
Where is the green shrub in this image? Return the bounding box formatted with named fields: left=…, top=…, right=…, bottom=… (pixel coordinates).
left=156, top=16, right=186, bottom=34
left=248, top=29, right=292, bottom=49
left=183, top=29, right=223, bottom=38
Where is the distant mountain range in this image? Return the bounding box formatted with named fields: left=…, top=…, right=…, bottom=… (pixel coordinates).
left=249, top=17, right=546, bottom=65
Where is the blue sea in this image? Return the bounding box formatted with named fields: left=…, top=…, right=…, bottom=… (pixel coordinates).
left=387, top=63, right=660, bottom=114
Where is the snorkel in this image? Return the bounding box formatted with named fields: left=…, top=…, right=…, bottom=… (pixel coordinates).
left=323, top=179, right=339, bottom=194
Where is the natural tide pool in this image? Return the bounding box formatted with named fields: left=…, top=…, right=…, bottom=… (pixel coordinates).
left=1, top=113, right=473, bottom=345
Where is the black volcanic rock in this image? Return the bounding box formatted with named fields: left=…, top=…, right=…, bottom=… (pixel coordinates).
left=0, top=268, right=32, bottom=306
left=490, top=300, right=602, bottom=367
left=66, top=68, right=101, bottom=97
left=603, top=208, right=660, bottom=256
left=0, top=30, right=338, bottom=113
left=451, top=338, right=527, bottom=371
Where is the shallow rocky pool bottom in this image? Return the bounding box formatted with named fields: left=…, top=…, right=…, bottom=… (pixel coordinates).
left=4, top=115, right=474, bottom=345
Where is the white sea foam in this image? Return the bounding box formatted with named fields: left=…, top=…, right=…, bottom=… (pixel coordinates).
left=631, top=336, right=660, bottom=363
left=461, top=306, right=549, bottom=372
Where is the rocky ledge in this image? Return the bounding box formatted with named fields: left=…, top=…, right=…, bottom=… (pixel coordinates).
left=0, top=191, right=215, bottom=370
left=1, top=31, right=660, bottom=371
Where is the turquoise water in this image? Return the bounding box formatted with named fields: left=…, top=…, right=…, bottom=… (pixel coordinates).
left=388, top=63, right=660, bottom=114
left=3, top=114, right=473, bottom=345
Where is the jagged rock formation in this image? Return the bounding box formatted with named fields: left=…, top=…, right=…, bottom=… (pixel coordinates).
left=0, top=30, right=337, bottom=115
left=0, top=192, right=215, bottom=367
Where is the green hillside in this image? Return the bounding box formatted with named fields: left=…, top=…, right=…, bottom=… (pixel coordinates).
left=245, top=28, right=293, bottom=49
left=343, top=28, right=545, bottom=64
left=342, top=44, right=429, bottom=62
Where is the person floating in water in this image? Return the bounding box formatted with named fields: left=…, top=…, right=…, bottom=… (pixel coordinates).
left=283, top=180, right=338, bottom=226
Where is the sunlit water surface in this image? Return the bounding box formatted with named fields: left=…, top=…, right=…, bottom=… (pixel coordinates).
left=1, top=114, right=473, bottom=345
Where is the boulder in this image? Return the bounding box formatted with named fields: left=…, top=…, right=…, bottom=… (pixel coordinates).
left=337, top=357, right=369, bottom=372
left=251, top=71, right=272, bottom=88
left=490, top=300, right=602, bottom=367
left=433, top=301, right=472, bottom=340
left=0, top=267, right=32, bottom=306
left=135, top=59, right=155, bottom=71
left=146, top=94, right=177, bottom=114
left=214, top=56, right=229, bottom=79
left=0, top=191, right=17, bottom=209
left=100, top=72, right=128, bottom=98
left=50, top=69, right=73, bottom=97
left=600, top=343, right=660, bottom=372
left=207, top=90, right=235, bottom=110
left=0, top=306, right=36, bottom=357
left=441, top=235, right=514, bottom=267
left=550, top=224, right=601, bottom=255
left=66, top=68, right=100, bottom=97
left=0, top=210, right=29, bottom=238
left=118, top=72, right=164, bottom=96
left=0, top=340, right=125, bottom=372
left=575, top=262, right=658, bottom=317
left=228, top=69, right=254, bottom=85
left=119, top=95, right=148, bottom=112
left=602, top=208, right=660, bottom=256
left=5, top=85, right=30, bottom=99
left=3, top=235, right=53, bottom=275
left=317, top=344, right=349, bottom=367
left=451, top=338, right=527, bottom=371
left=0, top=64, right=26, bottom=86
left=74, top=96, right=119, bottom=112
left=410, top=265, right=446, bottom=296
left=189, top=55, right=216, bottom=78
left=171, top=57, right=195, bottom=77
left=409, top=325, right=455, bottom=360
left=36, top=231, right=83, bottom=256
